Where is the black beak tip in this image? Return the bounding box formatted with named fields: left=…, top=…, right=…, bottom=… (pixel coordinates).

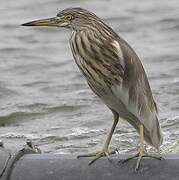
left=21, top=22, right=33, bottom=26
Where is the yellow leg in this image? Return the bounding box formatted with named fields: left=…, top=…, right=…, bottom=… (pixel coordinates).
left=78, top=111, right=119, bottom=165
left=122, top=124, right=162, bottom=171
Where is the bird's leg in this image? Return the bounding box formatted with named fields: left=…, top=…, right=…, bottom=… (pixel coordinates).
left=122, top=124, right=162, bottom=171
left=77, top=112, right=119, bottom=165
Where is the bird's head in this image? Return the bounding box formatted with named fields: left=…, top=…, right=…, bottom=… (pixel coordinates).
left=22, top=8, right=101, bottom=31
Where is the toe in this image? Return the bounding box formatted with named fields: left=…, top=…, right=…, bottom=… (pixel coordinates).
left=135, top=155, right=142, bottom=171
left=77, top=151, right=100, bottom=158
left=88, top=153, right=102, bottom=165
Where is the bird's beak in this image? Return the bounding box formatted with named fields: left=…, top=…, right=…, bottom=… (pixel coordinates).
left=22, top=17, right=60, bottom=27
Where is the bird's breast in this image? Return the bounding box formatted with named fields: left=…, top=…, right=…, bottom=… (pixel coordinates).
left=70, top=31, right=124, bottom=87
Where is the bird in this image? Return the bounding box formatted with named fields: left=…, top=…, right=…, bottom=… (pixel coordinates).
left=22, top=7, right=163, bottom=171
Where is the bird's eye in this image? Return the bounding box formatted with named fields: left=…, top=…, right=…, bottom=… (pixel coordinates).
left=65, top=15, right=73, bottom=21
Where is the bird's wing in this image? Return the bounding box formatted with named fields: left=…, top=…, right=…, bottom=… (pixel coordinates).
left=110, top=38, right=162, bottom=147
left=117, top=37, right=157, bottom=117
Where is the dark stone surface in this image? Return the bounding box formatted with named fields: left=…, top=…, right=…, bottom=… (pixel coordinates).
left=8, top=154, right=179, bottom=180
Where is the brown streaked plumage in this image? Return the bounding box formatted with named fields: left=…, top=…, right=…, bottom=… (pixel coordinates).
left=22, top=7, right=163, bottom=171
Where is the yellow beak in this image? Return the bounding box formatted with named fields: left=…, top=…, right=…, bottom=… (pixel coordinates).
left=22, top=17, right=60, bottom=27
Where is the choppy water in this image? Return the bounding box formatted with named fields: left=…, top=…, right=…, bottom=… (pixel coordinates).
left=0, top=0, right=179, bottom=154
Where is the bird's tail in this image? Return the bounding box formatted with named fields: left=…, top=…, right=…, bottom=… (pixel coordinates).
left=126, top=114, right=163, bottom=148
left=144, top=115, right=163, bottom=148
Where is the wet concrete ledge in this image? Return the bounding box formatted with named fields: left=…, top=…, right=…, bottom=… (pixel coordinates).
left=1, top=150, right=179, bottom=180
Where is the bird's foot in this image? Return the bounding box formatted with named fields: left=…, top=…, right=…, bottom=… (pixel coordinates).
left=122, top=148, right=162, bottom=171
left=77, top=148, right=118, bottom=165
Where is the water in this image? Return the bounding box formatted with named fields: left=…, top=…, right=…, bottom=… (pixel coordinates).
left=0, top=0, right=179, bottom=154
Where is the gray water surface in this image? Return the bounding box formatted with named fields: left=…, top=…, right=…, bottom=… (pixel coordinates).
left=0, top=0, right=179, bottom=154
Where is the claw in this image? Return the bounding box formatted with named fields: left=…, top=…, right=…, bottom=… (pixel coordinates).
left=78, top=113, right=119, bottom=164
left=121, top=125, right=163, bottom=171
left=88, top=152, right=103, bottom=165
left=121, top=153, right=138, bottom=164
left=122, top=149, right=163, bottom=171
left=135, top=154, right=142, bottom=171
left=78, top=149, right=117, bottom=165
left=77, top=151, right=100, bottom=158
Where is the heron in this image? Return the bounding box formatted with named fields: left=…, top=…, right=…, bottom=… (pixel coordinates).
left=22, top=7, right=163, bottom=171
